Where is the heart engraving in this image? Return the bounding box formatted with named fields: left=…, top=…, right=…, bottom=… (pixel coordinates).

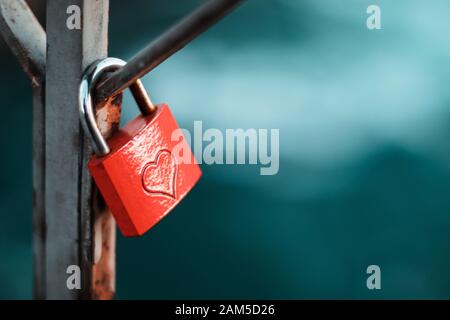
left=141, top=150, right=177, bottom=199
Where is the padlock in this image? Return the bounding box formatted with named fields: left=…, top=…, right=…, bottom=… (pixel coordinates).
left=79, top=58, right=201, bottom=237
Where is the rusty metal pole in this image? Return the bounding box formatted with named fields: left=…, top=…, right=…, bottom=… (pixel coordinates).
left=45, top=0, right=119, bottom=299
left=1, top=0, right=118, bottom=300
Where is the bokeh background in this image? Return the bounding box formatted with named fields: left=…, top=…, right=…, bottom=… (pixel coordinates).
left=2, top=0, right=450, bottom=299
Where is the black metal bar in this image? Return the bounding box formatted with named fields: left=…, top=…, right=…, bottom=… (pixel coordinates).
left=96, top=0, right=244, bottom=102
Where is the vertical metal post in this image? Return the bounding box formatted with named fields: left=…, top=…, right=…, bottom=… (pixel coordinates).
left=46, top=0, right=117, bottom=299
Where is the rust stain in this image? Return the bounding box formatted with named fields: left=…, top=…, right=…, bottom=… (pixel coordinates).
left=95, top=94, right=122, bottom=139
left=91, top=93, right=123, bottom=300
left=92, top=201, right=116, bottom=300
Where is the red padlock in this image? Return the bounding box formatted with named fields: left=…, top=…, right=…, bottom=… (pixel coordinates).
left=79, top=58, right=201, bottom=236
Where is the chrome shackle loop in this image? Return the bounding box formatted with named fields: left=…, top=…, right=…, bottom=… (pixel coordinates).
left=79, top=57, right=156, bottom=156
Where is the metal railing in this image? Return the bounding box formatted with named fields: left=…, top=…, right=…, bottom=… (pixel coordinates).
left=0, top=0, right=245, bottom=300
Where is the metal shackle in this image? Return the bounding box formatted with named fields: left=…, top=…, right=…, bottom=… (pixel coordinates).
left=79, top=57, right=156, bottom=156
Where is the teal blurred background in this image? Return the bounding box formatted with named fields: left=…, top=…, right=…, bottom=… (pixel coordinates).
left=2, top=0, right=450, bottom=299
